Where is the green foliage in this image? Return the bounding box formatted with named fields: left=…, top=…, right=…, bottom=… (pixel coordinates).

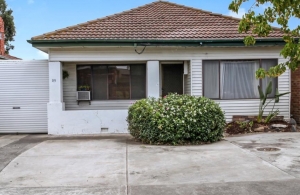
left=229, top=0, right=300, bottom=78
left=63, top=70, right=69, bottom=80
left=249, top=120, right=253, bottom=128
left=127, top=94, right=226, bottom=145
left=236, top=120, right=253, bottom=131
left=257, top=81, right=290, bottom=123
left=237, top=120, right=253, bottom=129
left=0, top=0, right=16, bottom=53
left=78, top=85, right=90, bottom=91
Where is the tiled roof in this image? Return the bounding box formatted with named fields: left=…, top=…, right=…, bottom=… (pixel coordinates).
left=0, top=53, right=21, bottom=60
left=32, top=1, right=283, bottom=41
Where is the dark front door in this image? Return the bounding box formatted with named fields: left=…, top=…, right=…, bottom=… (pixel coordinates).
left=162, top=64, right=183, bottom=97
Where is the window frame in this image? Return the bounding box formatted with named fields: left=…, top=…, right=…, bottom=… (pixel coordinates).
left=202, top=59, right=279, bottom=100
left=76, top=64, right=147, bottom=101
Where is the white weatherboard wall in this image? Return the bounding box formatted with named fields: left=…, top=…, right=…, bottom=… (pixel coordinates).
left=190, top=52, right=290, bottom=121
left=48, top=46, right=290, bottom=134
left=0, top=60, right=49, bottom=133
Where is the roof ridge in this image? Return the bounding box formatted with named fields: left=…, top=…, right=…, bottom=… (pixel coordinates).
left=32, top=1, right=161, bottom=40
left=161, top=1, right=281, bottom=31
left=159, top=0, right=242, bottom=21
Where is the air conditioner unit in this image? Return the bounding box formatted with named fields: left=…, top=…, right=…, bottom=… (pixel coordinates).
left=77, top=91, right=91, bottom=105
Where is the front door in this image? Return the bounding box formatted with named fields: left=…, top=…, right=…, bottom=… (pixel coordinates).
left=162, top=64, right=183, bottom=97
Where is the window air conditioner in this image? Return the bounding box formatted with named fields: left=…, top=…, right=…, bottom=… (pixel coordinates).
left=77, top=91, right=91, bottom=105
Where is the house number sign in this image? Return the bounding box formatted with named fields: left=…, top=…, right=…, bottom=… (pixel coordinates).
left=52, top=79, right=56, bottom=82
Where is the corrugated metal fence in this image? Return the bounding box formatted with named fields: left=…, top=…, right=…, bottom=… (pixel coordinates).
left=0, top=60, right=49, bottom=133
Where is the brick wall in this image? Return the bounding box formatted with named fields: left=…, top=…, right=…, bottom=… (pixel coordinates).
left=0, top=17, right=5, bottom=55
left=291, top=68, right=300, bottom=123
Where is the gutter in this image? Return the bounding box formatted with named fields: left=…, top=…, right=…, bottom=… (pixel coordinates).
left=27, top=38, right=286, bottom=48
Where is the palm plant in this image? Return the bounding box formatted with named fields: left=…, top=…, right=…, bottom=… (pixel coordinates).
left=257, top=81, right=290, bottom=123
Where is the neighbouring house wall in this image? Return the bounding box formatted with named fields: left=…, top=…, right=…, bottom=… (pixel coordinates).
left=291, top=68, right=300, bottom=123
left=49, top=46, right=290, bottom=134
left=0, top=17, right=5, bottom=55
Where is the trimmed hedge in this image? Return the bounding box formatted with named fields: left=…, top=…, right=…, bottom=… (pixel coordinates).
left=127, top=94, right=226, bottom=145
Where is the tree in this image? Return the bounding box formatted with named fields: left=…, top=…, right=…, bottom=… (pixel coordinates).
left=229, top=0, right=300, bottom=78
left=0, top=0, right=16, bottom=53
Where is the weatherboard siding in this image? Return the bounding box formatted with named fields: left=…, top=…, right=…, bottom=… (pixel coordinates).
left=54, top=46, right=290, bottom=121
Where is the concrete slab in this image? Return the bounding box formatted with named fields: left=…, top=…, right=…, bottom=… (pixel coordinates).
left=0, top=139, right=127, bottom=188
left=0, top=135, right=28, bottom=148
left=129, top=179, right=300, bottom=195
left=127, top=140, right=294, bottom=186
left=0, top=135, right=44, bottom=173
left=226, top=133, right=300, bottom=178
left=20, top=139, right=126, bottom=156
left=0, top=186, right=126, bottom=195
left=1, top=134, right=300, bottom=195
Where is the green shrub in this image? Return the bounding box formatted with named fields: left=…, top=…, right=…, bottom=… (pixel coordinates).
left=127, top=94, right=226, bottom=145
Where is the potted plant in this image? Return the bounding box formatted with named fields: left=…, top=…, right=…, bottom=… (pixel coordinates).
left=78, top=85, right=90, bottom=91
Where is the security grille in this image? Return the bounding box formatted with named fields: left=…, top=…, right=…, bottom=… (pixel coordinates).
left=77, top=91, right=91, bottom=100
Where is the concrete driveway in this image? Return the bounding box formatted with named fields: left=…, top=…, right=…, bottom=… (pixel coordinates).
left=0, top=133, right=299, bottom=195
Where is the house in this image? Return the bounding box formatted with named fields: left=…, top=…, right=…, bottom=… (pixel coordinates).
left=0, top=17, right=20, bottom=60
left=28, top=1, right=290, bottom=134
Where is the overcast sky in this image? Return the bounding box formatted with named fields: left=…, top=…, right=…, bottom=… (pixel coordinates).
left=6, top=0, right=299, bottom=60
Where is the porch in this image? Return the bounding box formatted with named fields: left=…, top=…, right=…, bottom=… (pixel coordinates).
left=46, top=46, right=290, bottom=135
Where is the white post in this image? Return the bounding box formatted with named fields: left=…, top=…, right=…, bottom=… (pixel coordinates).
left=147, top=61, right=160, bottom=98
left=49, top=62, right=63, bottom=103
left=48, top=61, right=64, bottom=134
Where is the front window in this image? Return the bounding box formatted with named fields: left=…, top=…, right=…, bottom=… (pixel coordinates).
left=203, top=59, right=278, bottom=99
left=77, top=64, right=146, bottom=100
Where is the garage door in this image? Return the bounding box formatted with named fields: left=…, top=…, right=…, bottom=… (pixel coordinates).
left=0, top=60, right=49, bottom=133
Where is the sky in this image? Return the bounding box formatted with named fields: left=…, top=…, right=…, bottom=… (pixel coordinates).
left=6, top=0, right=299, bottom=60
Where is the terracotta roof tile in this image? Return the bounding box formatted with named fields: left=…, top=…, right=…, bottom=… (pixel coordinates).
left=0, top=53, right=21, bottom=60
left=32, top=1, right=283, bottom=41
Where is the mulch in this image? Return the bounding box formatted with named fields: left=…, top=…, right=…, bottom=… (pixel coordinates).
left=225, top=120, right=297, bottom=135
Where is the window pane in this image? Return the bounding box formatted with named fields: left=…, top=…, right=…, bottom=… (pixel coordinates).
left=131, top=65, right=146, bottom=99
left=108, top=66, right=130, bottom=99
left=77, top=66, right=91, bottom=90
left=220, top=61, right=260, bottom=99
left=203, top=61, right=219, bottom=98
left=262, top=59, right=278, bottom=97
left=92, top=66, right=108, bottom=100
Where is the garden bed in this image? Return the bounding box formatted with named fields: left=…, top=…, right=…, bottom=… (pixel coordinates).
left=225, top=120, right=298, bottom=135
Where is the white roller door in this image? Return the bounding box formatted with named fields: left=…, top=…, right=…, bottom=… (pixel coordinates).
left=0, top=60, right=49, bottom=133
